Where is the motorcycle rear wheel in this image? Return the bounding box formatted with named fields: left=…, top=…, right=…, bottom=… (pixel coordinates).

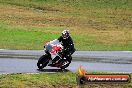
left=60, top=62, right=70, bottom=69
left=37, top=55, right=49, bottom=69
left=60, top=57, right=72, bottom=69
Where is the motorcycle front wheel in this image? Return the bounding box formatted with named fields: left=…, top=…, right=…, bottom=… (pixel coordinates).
left=37, top=54, right=49, bottom=69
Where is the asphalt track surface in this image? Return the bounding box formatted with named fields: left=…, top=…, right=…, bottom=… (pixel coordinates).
left=0, top=50, right=132, bottom=74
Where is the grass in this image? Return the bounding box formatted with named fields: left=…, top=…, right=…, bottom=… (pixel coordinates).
left=0, top=0, right=132, bottom=50
left=0, top=24, right=62, bottom=50
left=0, top=72, right=132, bottom=88
left=0, top=72, right=76, bottom=88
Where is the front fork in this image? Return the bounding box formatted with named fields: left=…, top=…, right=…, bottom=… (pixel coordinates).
left=45, top=49, right=63, bottom=65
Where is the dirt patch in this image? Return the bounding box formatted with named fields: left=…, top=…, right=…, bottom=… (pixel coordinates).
left=34, top=84, right=126, bottom=88
left=38, top=84, right=76, bottom=88
left=79, top=84, right=125, bottom=88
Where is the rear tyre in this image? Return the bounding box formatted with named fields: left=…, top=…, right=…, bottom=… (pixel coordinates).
left=60, top=62, right=70, bottom=69
left=37, top=55, right=49, bottom=69
left=60, top=57, right=72, bottom=69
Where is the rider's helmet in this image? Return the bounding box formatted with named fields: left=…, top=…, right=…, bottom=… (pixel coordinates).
left=61, top=29, right=69, bottom=39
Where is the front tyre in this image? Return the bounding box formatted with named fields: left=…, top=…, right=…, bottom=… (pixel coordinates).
left=37, top=55, right=49, bottom=69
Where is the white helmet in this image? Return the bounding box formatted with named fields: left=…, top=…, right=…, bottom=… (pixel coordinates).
left=62, top=30, right=69, bottom=39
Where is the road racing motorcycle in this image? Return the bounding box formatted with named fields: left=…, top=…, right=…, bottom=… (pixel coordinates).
left=37, top=39, right=71, bottom=69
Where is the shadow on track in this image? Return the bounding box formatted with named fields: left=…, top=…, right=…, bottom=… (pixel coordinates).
left=37, top=69, right=70, bottom=73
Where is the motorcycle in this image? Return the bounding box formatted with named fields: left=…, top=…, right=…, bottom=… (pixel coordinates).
left=37, top=39, right=71, bottom=69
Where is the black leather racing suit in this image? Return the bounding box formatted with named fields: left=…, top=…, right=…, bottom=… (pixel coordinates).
left=58, top=36, right=75, bottom=62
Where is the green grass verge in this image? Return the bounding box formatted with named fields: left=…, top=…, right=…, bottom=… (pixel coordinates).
left=0, top=24, right=61, bottom=50
left=1, top=24, right=132, bottom=50
left=0, top=72, right=132, bottom=88
left=0, top=0, right=132, bottom=50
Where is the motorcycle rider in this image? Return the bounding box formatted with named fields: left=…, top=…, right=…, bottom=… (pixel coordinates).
left=58, top=29, right=75, bottom=65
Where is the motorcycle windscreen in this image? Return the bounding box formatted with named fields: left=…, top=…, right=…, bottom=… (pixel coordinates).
left=45, top=44, right=52, bottom=52
left=49, top=39, right=60, bottom=45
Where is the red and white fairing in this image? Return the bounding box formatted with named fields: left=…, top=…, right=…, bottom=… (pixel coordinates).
left=45, top=39, right=63, bottom=59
